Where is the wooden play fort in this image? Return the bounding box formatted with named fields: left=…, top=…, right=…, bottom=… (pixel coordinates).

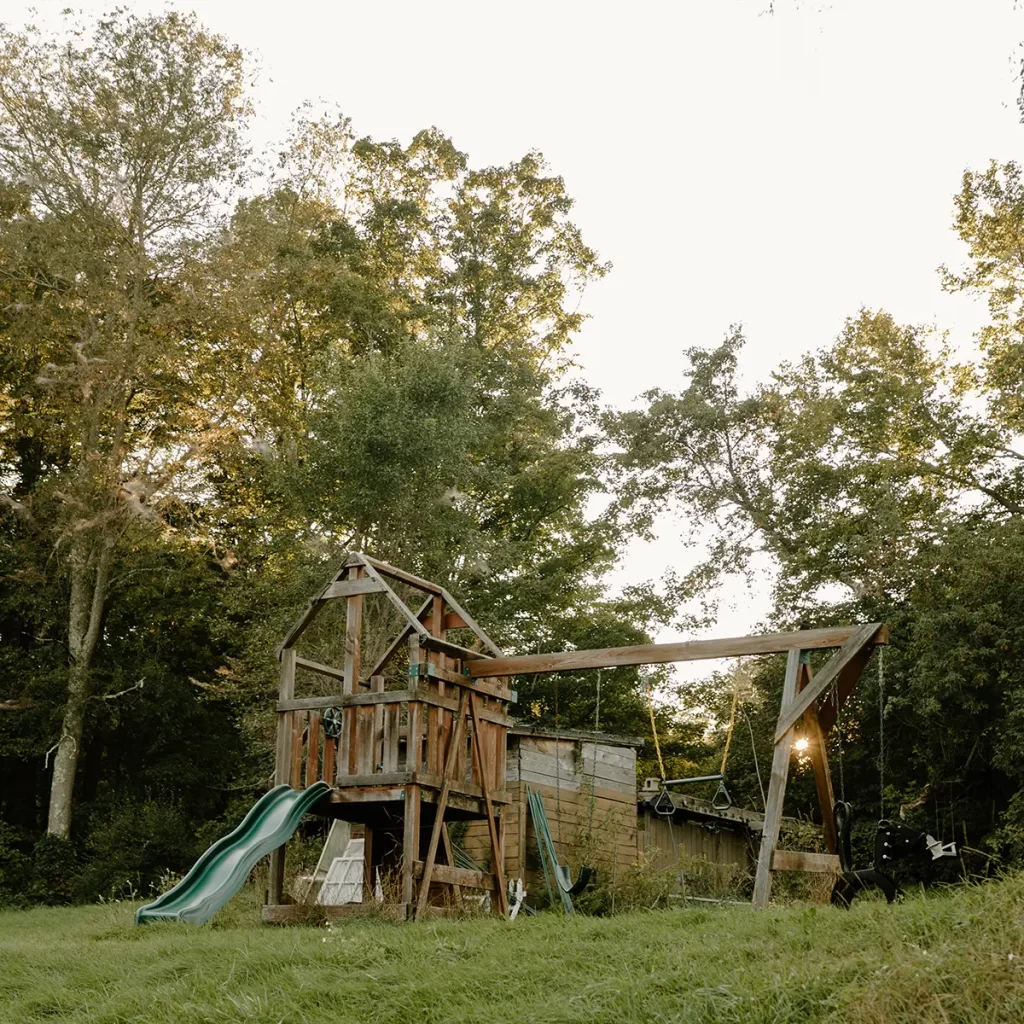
left=265, top=552, right=889, bottom=921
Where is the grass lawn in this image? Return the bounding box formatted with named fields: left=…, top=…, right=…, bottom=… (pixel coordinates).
left=2, top=875, right=1023, bottom=1024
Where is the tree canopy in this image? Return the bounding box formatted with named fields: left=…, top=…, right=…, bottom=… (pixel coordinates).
left=3, top=8, right=1024, bottom=903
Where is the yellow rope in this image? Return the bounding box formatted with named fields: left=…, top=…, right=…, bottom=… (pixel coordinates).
left=719, top=673, right=743, bottom=776
left=647, top=691, right=666, bottom=781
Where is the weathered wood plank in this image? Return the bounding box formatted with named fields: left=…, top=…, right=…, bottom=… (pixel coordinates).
left=752, top=649, right=802, bottom=909
left=361, top=554, right=444, bottom=595
left=278, top=688, right=513, bottom=725
left=322, top=731, right=336, bottom=785
left=289, top=710, right=305, bottom=789
left=357, top=706, right=374, bottom=776
left=371, top=676, right=385, bottom=776
left=415, top=687, right=470, bottom=920
left=407, top=666, right=423, bottom=774
left=359, top=559, right=429, bottom=637
left=322, top=578, right=387, bottom=600
left=771, top=850, right=841, bottom=873
left=402, top=784, right=420, bottom=906
left=774, top=625, right=884, bottom=741
left=270, top=649, right=297, bottom=905
left=817, top=641, right=875, bottom=734
left=305, top=711, right=321, bottom=789
left=468, top=693, right=508, bottom=915
left=413, top=861, right=499, bottom=891
left=294, top=656, right=346, bottom=682
left=343, top=566, right=364, bottom=696
left=421, top=634, right=493, bottom=662
left=469, top=625, right=890, bottom=678
left=423, top=663, right=515, bottom=703
left=798, top=662, right=838, bottom=855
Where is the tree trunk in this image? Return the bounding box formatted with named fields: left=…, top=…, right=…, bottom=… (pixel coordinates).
left=47, top=535, right=114, bottom=839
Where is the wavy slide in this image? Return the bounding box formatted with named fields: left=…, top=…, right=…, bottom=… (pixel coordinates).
left=135, top=781, right=331, bottom=926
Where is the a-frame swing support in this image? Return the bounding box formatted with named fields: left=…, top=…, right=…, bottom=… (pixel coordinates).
left=467, top=621, right=887, bottom=911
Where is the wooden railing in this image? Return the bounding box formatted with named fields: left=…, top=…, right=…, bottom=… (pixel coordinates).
left=276, top=682, right=511, bottom=796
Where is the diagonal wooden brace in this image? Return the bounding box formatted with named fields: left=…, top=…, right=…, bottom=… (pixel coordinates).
left=414, top=687, right=470, bottom=920
left=774, top=624, right=883, bottom=743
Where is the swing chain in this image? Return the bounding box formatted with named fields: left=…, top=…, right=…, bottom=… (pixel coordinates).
left=832, top=676, right=846, bottom=803
left=878, top=646, right=886, bottom=819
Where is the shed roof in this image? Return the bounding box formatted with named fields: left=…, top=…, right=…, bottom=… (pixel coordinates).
left=509, top=725, right=644, bottom=748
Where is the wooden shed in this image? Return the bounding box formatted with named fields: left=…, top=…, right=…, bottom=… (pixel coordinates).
left=637, top=780, right=760, bottom=892
left=461, top=727, right=641, bottom=903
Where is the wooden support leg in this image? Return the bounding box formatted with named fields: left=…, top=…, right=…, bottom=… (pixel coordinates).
left=752, top=648, right=802, bottom=910
left=363, top=825, right=374, bottom=902
left=415, top=689, right=470, bottom=920
left=269, top=649, right=297, bottom=906
left=800, top=664, right=838, bottom=854
left=401, top=785, right=421, bottom=914
left=469, top=693, right=508, bottom=916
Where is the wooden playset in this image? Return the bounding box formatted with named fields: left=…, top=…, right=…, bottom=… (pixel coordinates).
left=262, top=551, right=893, bottom=921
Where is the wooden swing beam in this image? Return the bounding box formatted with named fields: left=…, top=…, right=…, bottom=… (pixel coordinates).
left=466, top=625, right=887, bottom=678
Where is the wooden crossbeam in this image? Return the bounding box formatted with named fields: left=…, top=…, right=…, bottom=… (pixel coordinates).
left=801, top=666, right=838, bottom=854
left=771, top=850, right=840, bottom=873
left=413, top=861, right=498, bottom=891
left=468, top=625, right=889, bottom=678
left=365, top=596, right=433, bottom=678
left=817, top=641, right=875, bottom=734
left=421, top=634, right=493, bottom=662
left=294, top=656, right=346, bottom=682
left=774, top=624, right=883, bottom=742
left=276, top=688, right=514, bottom=726
left=420, top=662, right=514, bottom=703
left=322, top=578, right=387, bottom=599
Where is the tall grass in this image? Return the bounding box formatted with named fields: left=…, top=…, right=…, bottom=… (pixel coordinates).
left=1, top=874, right=1022, bottom=1023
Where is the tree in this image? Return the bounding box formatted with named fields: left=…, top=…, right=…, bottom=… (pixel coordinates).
left=608, top=310, right=1023, bottom=609
left=0, top=11, right=251, bottom=839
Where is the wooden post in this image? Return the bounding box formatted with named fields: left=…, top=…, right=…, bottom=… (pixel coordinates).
left=363, top=825, right=374, bottom=902
left=415, top=688, right=470, bottom=919
left=371, top=675, right=385, bottom=772
left=468, top=693, right=508, bottom=915
left=401, top=785, right=421, bottom=913
left=269, top=647, right=297, bottom=905
left=798, top=661, right=838, bottom=854
left=752, top=648, right=802, bottom=910
left=342, top=566, right=363, bottom=776
left=407, top=636, right=424, bottom=773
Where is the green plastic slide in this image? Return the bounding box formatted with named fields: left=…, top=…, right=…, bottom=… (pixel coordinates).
left=135, top=781, right=331, bottom=926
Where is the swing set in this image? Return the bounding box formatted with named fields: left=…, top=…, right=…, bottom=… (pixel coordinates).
left=469, top=619, right=957, bottom=908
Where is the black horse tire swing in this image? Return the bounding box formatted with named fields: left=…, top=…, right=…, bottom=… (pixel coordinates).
left=829, top=802, right=958, bottom=908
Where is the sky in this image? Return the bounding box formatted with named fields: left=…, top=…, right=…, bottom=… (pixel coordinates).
left=26, top=0, right=1024, bottom=663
